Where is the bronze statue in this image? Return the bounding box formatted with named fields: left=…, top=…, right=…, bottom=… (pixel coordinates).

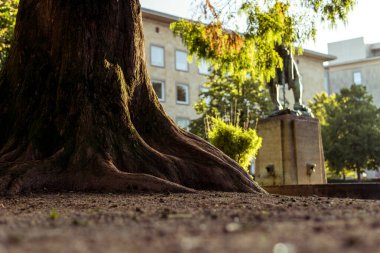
left=268, top=45, right=313, bottom=117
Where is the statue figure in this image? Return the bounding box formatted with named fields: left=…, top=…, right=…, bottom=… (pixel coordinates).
left=268, top=45, right=313, bottom=117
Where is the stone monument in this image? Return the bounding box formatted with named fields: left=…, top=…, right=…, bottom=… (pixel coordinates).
left=255, top=45, right=326, bottom=186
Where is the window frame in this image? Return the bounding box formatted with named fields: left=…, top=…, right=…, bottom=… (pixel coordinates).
left=175, top=50, right=189, bottom=72
left=151, top=79, right=165, bottom=102
left=176, top=83, right=190, bottom=105
left=198, top=59, right=211, bottom=75
left=150, top=44, right=165, bottom=68
left=197, top=59, right=211, bottom=76
left=353, top=71, right=362, bottom=85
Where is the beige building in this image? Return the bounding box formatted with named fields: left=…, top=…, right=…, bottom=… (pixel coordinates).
left=142, top=8, right=335, bottom=129
left=292, top=49, right=336, bottom=105
left=326, top=37, right=380, bottom=106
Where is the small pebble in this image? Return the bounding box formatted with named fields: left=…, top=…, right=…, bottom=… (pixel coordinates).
left=224, top=222, right=242, bottom=233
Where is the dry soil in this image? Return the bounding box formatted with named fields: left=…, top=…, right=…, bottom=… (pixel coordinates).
left=1, top=192, right=380, bottom=253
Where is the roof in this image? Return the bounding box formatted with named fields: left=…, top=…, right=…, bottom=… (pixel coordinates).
left=142, top=7, right=182, bottom=23
left=141, top=7, right=336, bottom=62
left=370, top=43, right=380, bottom=50
left=325, top=55, right=380, bottom=68
left=301, top=49, right=336, bottom=61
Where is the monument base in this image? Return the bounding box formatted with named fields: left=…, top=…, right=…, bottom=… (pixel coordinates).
left=255, top=114, right=326, bottom=186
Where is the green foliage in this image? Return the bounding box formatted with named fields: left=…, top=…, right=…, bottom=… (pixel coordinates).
left=308, top=91, right=337, bottom=126
left=173, top=0, right=356, bottom=139
left=309, top=85, right=380, bottom=180
left=324, top=160, right=356, bottom=180
left=207, top=117, right=262, bottom=172
left=171, top=0, right=355, bottom=83
left=171, top=2, right=290, bottom=83
left=0, top=0, right=18, bottom=68
left=189, top=69, right=272, bottom=138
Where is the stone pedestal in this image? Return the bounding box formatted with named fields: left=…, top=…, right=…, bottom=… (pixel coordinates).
left=255, top=114, right=326, bottom=186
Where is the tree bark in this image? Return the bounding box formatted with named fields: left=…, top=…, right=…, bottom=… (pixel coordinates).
left=356, top=165, right=361, bottom=182
left=0, top=0, right=265, bottom=195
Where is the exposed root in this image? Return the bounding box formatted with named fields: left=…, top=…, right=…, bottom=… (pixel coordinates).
left=128, top=116, right=266, bottom=193
left=0, top=157, right=195, bottom=195
left=86, top=171, right=195, bottom=193
left=0, top=175, right=11, bottom=194
left=0, top=134, right=265, bottom=195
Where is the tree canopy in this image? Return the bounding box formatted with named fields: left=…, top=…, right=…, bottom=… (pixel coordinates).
left=309, top=85, right=380, bottom=181
left=171, top=0, right=355, bottom=83
left=190, top=69, right=272, bottom=137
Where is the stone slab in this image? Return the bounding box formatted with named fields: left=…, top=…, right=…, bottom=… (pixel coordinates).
left=294, top=119, right=326, bottom=184
left=255, top=119, right=283, bottom=186
left=255, top=114, right=326, bottom=186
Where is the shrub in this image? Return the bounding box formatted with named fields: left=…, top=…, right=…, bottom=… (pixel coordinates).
left=207, top=117, right=262, bottom=173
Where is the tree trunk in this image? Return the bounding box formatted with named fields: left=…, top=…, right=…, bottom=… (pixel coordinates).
left=356, top=166, right=361, bottom=182
left=0, top=0, right=265, bottom=195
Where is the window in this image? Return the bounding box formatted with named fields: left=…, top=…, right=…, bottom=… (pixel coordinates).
left=175, top=50, right=189, bottom=71
left=198, top=59, right=211, bottom=75
left=176, top=83, right=189, bottom=104
left=176, top=118, right=190, bottom=131
left=152, top=80, right=165, bottom=102
left=324, top=71, right=330, bottom=94
left=353, top=71, right=362, bottom=85
left=150, top=45, right=164, bottom=67
left=200, top=86, right=211, bottom=105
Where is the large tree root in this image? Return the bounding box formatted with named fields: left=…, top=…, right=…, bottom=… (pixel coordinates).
left=0, top=119, right=265, bottom=195
left=0, top=159, right=194, bottom=195
left=0, top=133, right=264, bottom=195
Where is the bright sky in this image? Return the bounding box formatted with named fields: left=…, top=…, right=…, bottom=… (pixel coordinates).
left=140, top=0, right=380, bottom=54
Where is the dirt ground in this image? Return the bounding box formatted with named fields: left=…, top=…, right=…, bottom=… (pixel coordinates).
left=0, top=192, right=380, bottom=253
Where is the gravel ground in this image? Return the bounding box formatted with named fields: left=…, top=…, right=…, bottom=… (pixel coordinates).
left=1, top=192, right=380, bottom=253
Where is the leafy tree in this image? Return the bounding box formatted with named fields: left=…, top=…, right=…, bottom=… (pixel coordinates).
left=309, top=86, right=380, bottom=181
left=190, top=69, right=273, bottom=138
left=171, top=0, right=355, bottom=84
left=0, top=0, right=18, bottom=68
left=172, top=0, right=356, bottom=145
left=0, top=0, right=264, bottom=194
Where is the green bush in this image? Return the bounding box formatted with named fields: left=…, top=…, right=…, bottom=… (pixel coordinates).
left=207, top=117, right=262, bottom=173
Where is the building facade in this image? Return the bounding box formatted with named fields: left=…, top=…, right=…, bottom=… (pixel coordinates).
left=293, top=49, right=336, bottom=105
left=326, top=37, right=380, bottom=106
left=142, top=8, right=335, bottom=129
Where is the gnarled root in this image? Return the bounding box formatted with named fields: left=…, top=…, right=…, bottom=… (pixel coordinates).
left=0, top=158, right=194, bottom=195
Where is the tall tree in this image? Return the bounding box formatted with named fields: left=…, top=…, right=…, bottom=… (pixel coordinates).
left=309, top=86, right=380, bottom=181
left=0, top=0, right=264, bottom=194
left=190, top=69, right=272, bottom=138
left=171, top=0, right=356, bottom=84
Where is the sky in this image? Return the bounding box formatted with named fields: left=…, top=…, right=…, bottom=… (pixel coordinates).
left=140, top=0, right=380, bottom=54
